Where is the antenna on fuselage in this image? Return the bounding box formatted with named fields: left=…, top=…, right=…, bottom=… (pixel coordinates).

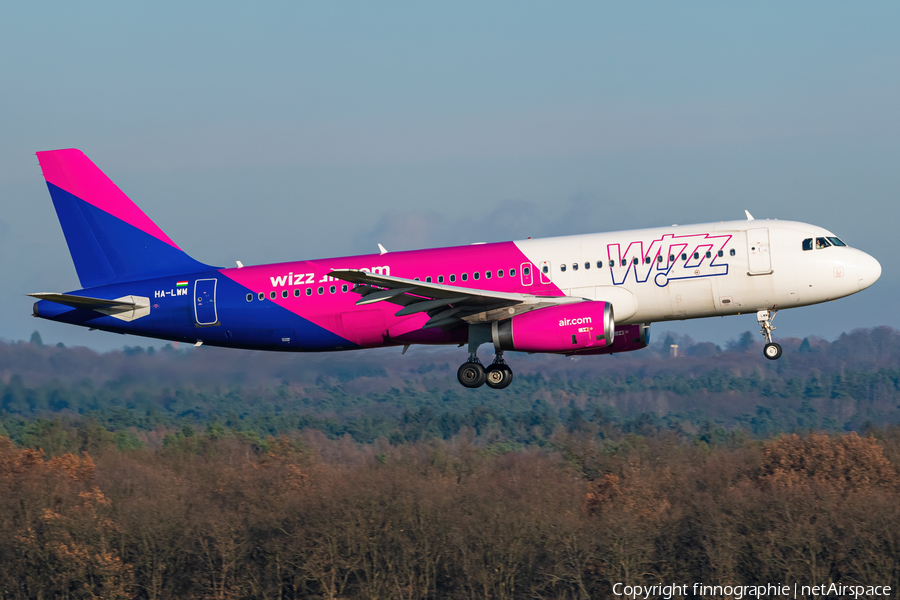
left=378, top=243, right=388, bottom=255
left=745, top=210, right=755, bottom=221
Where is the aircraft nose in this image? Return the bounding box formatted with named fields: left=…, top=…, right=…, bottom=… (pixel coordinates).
left=856, top=250, right=882, bottom=291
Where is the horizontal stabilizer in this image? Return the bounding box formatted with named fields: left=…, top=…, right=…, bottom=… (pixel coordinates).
left=28, top=292, right=140, bottom=309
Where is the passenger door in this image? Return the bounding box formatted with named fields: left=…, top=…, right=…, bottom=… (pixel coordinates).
left=747, top=228, right=772, bottom=274
left=193, top=279, right=218, bottom=326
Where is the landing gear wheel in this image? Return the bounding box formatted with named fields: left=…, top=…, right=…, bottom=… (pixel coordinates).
left=458, top=362, right=486, bottom=388
left=763, top=342, right=783, bottom=360
left=485, top=364, right=514, bottom=389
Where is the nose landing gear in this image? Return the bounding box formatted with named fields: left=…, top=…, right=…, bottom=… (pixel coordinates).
left=757, top=309, right=783, bottom=360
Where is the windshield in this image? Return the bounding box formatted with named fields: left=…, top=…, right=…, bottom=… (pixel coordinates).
left=802, top=236, right=849, bottom=250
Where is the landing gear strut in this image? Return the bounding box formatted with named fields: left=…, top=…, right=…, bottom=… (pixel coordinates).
left=757, top=309, right=783, bottom=360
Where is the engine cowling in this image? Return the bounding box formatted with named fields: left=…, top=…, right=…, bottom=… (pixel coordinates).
left=574, top=323, right=651, bottom=355
left=492, top=301, right=614, bottom=353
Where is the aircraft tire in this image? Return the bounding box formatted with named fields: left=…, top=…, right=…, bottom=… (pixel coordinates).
left=763, top=342, right=783, bottom=360
left=458, top=362, right=486, bottom=388
left=485, top=364, right=513, bottom=389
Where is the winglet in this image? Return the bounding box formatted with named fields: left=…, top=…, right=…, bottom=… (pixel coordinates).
left=745, top=210, right=755, bottom=221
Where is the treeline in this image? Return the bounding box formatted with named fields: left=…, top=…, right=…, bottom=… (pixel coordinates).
left=3, top=327, right=900, bottom=445
left=2, top=428, right=900, bottom=599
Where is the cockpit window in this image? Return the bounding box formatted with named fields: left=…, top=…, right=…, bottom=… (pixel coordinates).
left=828, top=237, right=847, bottom=247
left=802, top=238, right=813, bottom=251
left=816, top=237, right=832, bottom=249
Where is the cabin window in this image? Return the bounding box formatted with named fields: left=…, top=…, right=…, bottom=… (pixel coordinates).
left=693, top=252, right=700, bottom=259
left=828, top=237, right=847, bottom=247
left=486, top=271, right=492, bottom=279
left=258, top=292, right=264, bottom=301
left=542, top=265, right=549, bottom=274
left=426, top=276, right=432, bottom=283
left=317, top=287, right=324, bottom=295
left=560, top=264, right=567, bottom=272
left=474, top=272, right=480, bottom=280
left=246, top=293, right=253, bottom=302
left=718, top=250, right=724, bottom=257
left=816, top=237, right=832, bottom=249
left=330, top=285, right=336, bottom=294
left=608, top=260, right=614, bottom=267
left=585, top=262, right=590, bottom=270
left=643, top=256, right=650, bottom=264
left=572, top=263, right=578, bottom=271
left=294, top=289, right=300, bottom=297
left=438, top=275, right=444, bottom=283
left=512, top=268, right=518, bottom=277
left=633, top=258, right=639, bottom=265
left=306, top=288, right=312, bottom=296
left=669, top=254, right=675, bottom=262
left=657, top=255, right=663, bottom=263
left=681, top=253, right=687, bottom=260
left=705, top=251, right=711, bottom=259
left=450, top=274, right=456, bottom=282
left=730, top=248, right=736, bottom=256
left=282, top=290, right=288, bottom=298
left=497, top=269, right=503, bottom=278
left=342, top=284, right=348, bottom=292
left=462, top=273, right=468, bottom=281
left=621, top=259, right=627, bottom=266
left=270, top=291, right=276, bottom=299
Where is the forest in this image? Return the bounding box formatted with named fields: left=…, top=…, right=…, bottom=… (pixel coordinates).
left=2, top=327, right=900, bottom=598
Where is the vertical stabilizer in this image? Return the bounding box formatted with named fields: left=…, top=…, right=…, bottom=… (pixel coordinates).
left=37, top=149, right=212, bottom=287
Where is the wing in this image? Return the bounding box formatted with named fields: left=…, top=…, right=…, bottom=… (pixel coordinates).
left=328, top=269, right=583, bottom=329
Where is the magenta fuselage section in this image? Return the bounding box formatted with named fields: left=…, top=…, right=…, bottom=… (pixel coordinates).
left=495, top=301, right=613, bottom=353
left=220, top=241, right=564, bottom=350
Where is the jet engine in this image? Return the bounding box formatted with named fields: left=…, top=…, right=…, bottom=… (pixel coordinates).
left=492, top=301, right=613, bottom=353
left=574, top=323, right=651, bottom=355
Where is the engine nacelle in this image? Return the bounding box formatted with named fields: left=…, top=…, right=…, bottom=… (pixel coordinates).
left=574, top=323, right=651, bottom=355
left=492, top=301, right=614, bottom=353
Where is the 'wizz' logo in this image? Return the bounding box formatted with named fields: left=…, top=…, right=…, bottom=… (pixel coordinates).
left=607, top=233, right=733, bottom=287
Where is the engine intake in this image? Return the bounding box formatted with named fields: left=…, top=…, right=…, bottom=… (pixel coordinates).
left=492, top=301, right=614, bottom=353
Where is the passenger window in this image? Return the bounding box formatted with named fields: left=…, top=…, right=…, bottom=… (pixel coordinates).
left=450, top=275, right=456, bottom=282
left=657, top=255, right=663, bottom=263
left=681, top=253, right=687, bottom=260
left=270, top=291, right=276, bottom=299
left=560, top=264, right=567, bottom=272
left=414, top=277, right=420, bottom=281
left=486, top=271, right=492, bottom=279
left=608, top=260, right=615, bottom=267
left=306, top=288, right=312, bottom=296
left=317, top=287, right=324, bottom=295
left=802, top=238, right=813, bottom=251
left=246, top=293, right=253, bottom=302
left=462, top=273, right=468, bottom=281
left=258, top=292, right=264, bottom=301
left=294, top=289, right=300, bottom=297
left=669, top=254, right=675, bottom=262
left=542, top=265, right=549, bottom=274
left=572, top=263, right=578, bottom=271
left=816, top=237, right=832, bottom=249
left=621, top=259, right=627, bottom=266
left=644, top=257, right=651, bottom=264
left=438, top=275, right=444, bottom=283
left=730, top=248, right=736, bottom=256
left=633, top=258, right=639, bottom=265
left=426, top=276, right=432, bottom=283
left=330, top=285, right=336, bottom=294
left=717, top=250, right=723, bottom=257
left=584, top=262, right=590, bottom=270
left=473, top=272, right=480, bottom=280
left=693, top=252, right=700, bottom=259
left=828, top=237, right=847, bottom=247
left=282, top=290, right=288, bottom=298
left=342, top=284, right=348, bottom=292
left=497, top=270, right=503, bottom=278
left=705, top=251, right=711, bottom=259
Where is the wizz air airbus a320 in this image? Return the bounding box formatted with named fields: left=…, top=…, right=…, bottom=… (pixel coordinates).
left=30, top=149, right=881, bottom=389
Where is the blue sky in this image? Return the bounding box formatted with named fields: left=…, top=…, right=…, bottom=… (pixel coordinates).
left=1, top=2, right=898, bottom=349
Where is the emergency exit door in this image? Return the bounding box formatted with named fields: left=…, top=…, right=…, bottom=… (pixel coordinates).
left=194, top=279, right=218, bottom=326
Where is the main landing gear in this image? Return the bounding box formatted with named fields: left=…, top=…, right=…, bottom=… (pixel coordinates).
left=457, top=324, right=514, bottom=389
left=457, top=352, right=514, bottom=389
left=757, top=309, right=783, bottom=360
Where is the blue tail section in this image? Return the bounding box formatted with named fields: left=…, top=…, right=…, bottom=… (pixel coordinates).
left=37, top=149, right=213, bottom=288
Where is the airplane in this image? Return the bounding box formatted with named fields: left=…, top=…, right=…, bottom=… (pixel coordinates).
left=29, top=149, right=882, bottom=389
